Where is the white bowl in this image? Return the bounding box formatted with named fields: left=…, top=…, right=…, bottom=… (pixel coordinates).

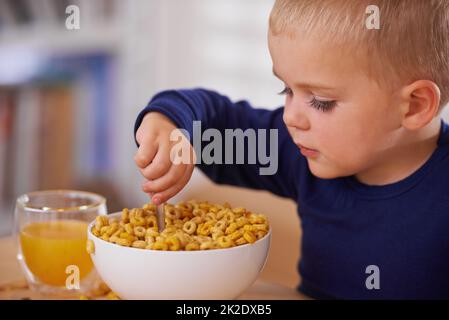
left=87, top=211, right=271, bottom=300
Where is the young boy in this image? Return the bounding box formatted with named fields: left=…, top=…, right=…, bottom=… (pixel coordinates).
left=133, top=0, right=449, bottom=299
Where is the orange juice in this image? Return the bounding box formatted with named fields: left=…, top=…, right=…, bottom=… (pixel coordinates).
left=20, top=220, right=94, bottom=286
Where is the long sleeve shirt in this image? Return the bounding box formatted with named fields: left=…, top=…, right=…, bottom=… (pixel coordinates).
left=134, top=88, right=449, bottom=299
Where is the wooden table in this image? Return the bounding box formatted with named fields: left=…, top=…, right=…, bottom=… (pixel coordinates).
left=0, top=237, right=308, bottom=300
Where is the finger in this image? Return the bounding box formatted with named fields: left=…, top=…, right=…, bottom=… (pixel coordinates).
left=134, top=139, right=158, bottom=169
left=141, top=142, right=172, bottom=180
left=142, top=163, right=186, bottom=193
left=141, top=181, right=154, bottom=197
left=152, top=165, right=194, bottom=204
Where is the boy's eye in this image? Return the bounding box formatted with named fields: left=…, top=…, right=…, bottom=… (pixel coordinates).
left=278, top=86, right=293, bottom=96
left=308, top=97, right=336, bottom=113
left=278, top=86, right=337, bottom=112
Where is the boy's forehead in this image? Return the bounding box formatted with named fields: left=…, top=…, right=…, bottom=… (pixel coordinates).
left=269, top=33, right=364, bottom=93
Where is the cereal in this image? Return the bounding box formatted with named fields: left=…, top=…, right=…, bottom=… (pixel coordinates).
left=116, top=238, right=131, bottom=247
left=235, top=237, right=248, bottom=246
left=200, top=241, right=215, bottom=250
left=90, top=200, right=269, bottom=251
left=106, top=291, right=121, bottom=300
left=153, top=241, right=169, bottom=250
left=165, top=236, right=180, bottom=251
left=225, top=222, right=238, bottom=235
left=86, top=239, right=95, bottom=254
left=79, top=281, right=121, bottom=300
left=182, top=221, right=197, bottom=235
left=185, top=242, right=200, bottom=251
left=133, top=226, right=146, bottom=238
left=132, top=240, right=147, bottom=249
left=243, top=231, right=257, bottom=244
left=217, top=235, right=234, bottom=248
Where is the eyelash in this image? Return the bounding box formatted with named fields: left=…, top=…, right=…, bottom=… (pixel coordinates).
left=278, top=86, right=337, bottom=113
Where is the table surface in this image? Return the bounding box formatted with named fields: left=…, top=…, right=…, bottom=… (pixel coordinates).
left=0, top=237, right=309, bottom=300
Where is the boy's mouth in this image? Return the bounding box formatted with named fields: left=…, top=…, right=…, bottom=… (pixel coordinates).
left=296, top=143, right=319, bottom=158
left=296, top=142, right=316, bottom=150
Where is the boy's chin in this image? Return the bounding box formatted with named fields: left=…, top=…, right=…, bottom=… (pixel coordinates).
left=307, top=160, right=348, bottom=180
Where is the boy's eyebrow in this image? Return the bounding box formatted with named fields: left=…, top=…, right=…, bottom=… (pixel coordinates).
left=272, top=68, right=337, bottom=91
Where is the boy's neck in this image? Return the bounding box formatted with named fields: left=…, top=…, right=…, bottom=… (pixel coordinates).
left=354, top=117, right=442, bottom=186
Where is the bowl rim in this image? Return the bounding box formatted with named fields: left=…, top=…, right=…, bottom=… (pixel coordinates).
left=88, top=211, right=271, bottom=255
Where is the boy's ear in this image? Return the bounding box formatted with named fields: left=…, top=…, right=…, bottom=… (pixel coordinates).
left=399, top=80, right=440, bottom=130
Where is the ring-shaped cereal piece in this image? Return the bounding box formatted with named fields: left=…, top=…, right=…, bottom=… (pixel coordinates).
left=116, top=238, right=131, bottom=247
left=124, top=223, right=134, bottom=235
left=121, top=208, right=129, bottom=222
left=243, top=231, right=256, bottom=244
left=235, top=237, right=248, bottom=246
left=225, top=222, right=238, bottom=235
left=217, top=236, right=234, bottom=248
left=232, top=207, right=246, bottom=215
left=197, top=224, right=212, bottom=236
left=106, top=223, right=119, bottom=236
left=205, top=212, right=216, bottom=221
left=86, top=239, right=95, bottom=254
left=134, top=226, right=146, bottom=237
left=135, top=208, right=144, bottom=218
left=223, top=211, right=235, bottom=224
left=212, top=230, right=224, bottom=241
left=130, top=216, right=146, bottom=226
left=132, top=240, right=146, bottom=249
left=214, top=219, right=227, bottom=231
left=235, top=217, right=249, bottom=228
left=184, top=202, right=194, bottom=211
left=143, top=203, right=156, bottom=211
left=200, top=241, right=214, bottom=250
left=146, top=215, right=158, bottom=229
left=152, top=241, right=168, bottom=250
left=216, top=209, right=226, bottom=220
left=183, top=221, right=197, bottom=235
left=229, top=230, right=242, bottom=241
left=191, top=216, right=203, bottom=225
left=100, top=226, right=109, bottom=235
left=185, top=242, right=200, bottom=251
left=145, top=235, right=155, bottom=244
left=145, top=228, right=159, bottom=237
left=256, top=230, right=267, bottom=239
left=192, top=208, right=206, bottom=217
left=165, top=207, right=181, bottom=220
left=165, top=236, right=181, bottom=251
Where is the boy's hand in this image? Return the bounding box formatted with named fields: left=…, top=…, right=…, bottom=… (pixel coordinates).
left=134, top=112, right=195, bottom=205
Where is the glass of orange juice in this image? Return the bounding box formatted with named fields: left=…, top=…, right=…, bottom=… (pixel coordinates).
left=14, top=190, right=107, bottom=297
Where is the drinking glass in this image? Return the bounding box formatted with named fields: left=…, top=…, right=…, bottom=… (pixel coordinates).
left=14, top=190, right=107, bottom=297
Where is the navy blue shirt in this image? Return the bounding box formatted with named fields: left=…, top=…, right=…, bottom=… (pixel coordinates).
left=134, top=88, right=449, bottom=299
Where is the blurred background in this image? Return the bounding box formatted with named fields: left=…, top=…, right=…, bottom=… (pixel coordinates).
left=0, top=0, right=301, bottom=288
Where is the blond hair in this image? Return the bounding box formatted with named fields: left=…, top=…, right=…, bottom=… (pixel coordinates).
left=269, top=0, right=449, bottom=112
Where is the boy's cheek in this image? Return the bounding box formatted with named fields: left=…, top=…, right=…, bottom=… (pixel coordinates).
left=286, top=126, right=298, bottom=143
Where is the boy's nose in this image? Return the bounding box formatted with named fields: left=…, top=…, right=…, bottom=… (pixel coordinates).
left=283, top=105, right=310, bottom=130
